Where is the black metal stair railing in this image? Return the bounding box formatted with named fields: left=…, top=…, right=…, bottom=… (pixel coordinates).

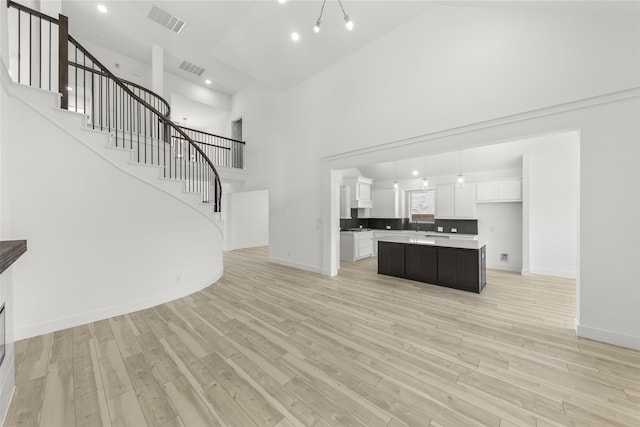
left=175, top=125, right=245, bottom=170
left=6, top=0, right=227, bottom=211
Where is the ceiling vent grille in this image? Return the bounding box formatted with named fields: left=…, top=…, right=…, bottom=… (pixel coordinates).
left=179, top=60, right=206, bottom=77
left=147, top=5, right=186, bottom=34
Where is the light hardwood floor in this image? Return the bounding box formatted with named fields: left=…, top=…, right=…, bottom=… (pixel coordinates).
left=5, top=247, right=640, bottom=426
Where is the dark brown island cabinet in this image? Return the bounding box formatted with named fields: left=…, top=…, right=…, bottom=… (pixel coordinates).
left=378, top=239, right=487, bottom=293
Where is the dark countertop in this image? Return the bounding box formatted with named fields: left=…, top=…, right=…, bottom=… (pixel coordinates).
left=0, top=240, right=27, bottom=275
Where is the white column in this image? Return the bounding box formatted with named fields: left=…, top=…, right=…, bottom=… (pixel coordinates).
left=152, top=44, right=163, bottom=96
left=0, top=0, right=8, bottom=68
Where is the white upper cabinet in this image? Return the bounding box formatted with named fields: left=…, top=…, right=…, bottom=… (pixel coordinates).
left=344, top=176, right=373, bottom=209
left=371, top=188, right=400, bottom=218
left=476, top=179, right=522, bottom=202
left=436, top=184, right=477, bottom=219
left=436, top=184, right=454, bottom=217
left=454, top=185, right=476, bottom=218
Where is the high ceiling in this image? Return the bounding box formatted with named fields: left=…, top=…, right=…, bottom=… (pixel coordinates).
left=60, top=1, right=639, bottom=95
left=61, top=1, right=435, bottom=94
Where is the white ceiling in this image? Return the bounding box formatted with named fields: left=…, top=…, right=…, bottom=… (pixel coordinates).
left=60, top=1, right=638, bottom=95
left=357, top=136, right=553, bottom=182
left=61, top=0, right=435, bottom=94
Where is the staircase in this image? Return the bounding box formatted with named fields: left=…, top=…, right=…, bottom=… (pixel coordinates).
left=2, top=1, right=241, bottom=340
left=6, top=0, right=245, bottom=223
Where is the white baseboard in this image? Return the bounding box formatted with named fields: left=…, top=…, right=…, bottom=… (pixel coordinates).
left=530, top=267, right=577, bottom=279
left=521, top=268, right=531, bottom=276
left=268, top=256, right=322, bottom=274
left=13, top=270, right=223, bottom=341
left=576, top=323, right=640, bottom=350
left=225, top=242, right=269, bottom=252
left=486, top=263, right=521, bottom=272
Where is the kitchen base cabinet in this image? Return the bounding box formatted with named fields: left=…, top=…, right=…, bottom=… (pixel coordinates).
left=377, top=242, right=405, bottom=278
left=436, top=247, right=458, bottom=286
left=405, top=245, right=438, bottom=283
left=341, top=231, right=374, bottom=261
left=454, top=248, right=480, bottom=292
left=379, top=241, right=486, bottom=293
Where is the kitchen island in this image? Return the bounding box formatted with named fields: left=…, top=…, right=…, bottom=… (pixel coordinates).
left=377, top=235, right=487, bottom=293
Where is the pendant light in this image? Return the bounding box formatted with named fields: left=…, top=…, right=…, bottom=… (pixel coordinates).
left=314, top=0, right=326, bottom=33
left=456, top=151, right=465, bottom=188
left=309, top=0, right=353, bottom=34
left=393, top=161, right=398, bottom=189
left=422, top=156, right=429, bottom=188
left=338, top=0, right=354, bottom=30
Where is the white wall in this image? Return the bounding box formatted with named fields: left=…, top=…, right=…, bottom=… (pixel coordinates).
left=71, top=39, right=232, bottom=135
left=526, top=132, right=580, bottom=278
left=477, top=203, right=523, bottom=271
left=2, top=67, right=224, bottom=340
left=226, top=189, right=269, bottom=251
left=230, top=5, right=640, bottom=348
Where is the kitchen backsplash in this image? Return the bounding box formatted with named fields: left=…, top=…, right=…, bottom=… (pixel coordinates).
left=431, top=219, right=478, bottom=234
left=340, top=210, right=478, bottom=234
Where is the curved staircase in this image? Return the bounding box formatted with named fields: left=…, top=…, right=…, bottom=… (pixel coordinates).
left=2, top=1, right=242, bottom=340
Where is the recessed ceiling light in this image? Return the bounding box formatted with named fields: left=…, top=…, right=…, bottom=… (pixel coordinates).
left=205, top=79, right=211, bottom=85
left=97, top=4, right=107, bottom=14
left=412, top=170, right=419, bottom=176
left=291, top=32, right=300, bottom=42
left=278, top=0, right=287, bottom=4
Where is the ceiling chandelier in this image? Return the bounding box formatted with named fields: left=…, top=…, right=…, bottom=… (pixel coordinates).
left=315, top=0, right=354, bottom=32
left=280, top=0, right=354, bottom=33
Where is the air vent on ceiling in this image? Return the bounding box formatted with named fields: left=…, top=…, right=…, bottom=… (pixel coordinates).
left=179, top=60, right=206, bottom=77
left=147, top=4, right=185, bottom=34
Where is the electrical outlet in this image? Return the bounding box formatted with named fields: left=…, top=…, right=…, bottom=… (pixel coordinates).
left=501, top=253, right=508, bottom=261
left=437, top=227, right=443, bottom=232
left=451, top=228, right=457, bottom=233
left=386, top=225, right=391, bottom=229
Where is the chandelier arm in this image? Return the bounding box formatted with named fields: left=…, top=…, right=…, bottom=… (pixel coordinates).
left=318, top=0, right=327, bottom=20
left=337, top=0, right=348, bottom=17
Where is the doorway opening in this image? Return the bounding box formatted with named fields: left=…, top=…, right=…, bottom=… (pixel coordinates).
left=232, top=117, right=243, bottom=141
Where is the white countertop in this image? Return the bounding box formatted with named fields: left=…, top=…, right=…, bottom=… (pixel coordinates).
left=377, top=235, right=487, bottom=250
left=341, top=229, right=477, bottom=238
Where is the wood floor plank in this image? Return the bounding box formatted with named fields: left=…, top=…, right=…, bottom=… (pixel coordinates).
left=15, top=334, right=52, bottom=384
left=92, top=319, right=116, bottom=343
left=199, top=380, right=259, bottom=427
left=6, top=247, right=640, bottom=427
left=282, top=353, right=390, bottom=427
left=163, top=375, right=222, bottom=427
left=40, top=359, right=75, bottom=427
left=49, top=328, right=73, bottom=364
left=229, top=351, right=321, bottom=427
left=284, top=376, right=366, bottom=427
left=95, top=339, right=134, bottom=400
left=159, top=334, right=216, bottom=389
left=75, top=389, right=112, bottom=427
left=4, top=378, right=45, bottom=426
left=136, top=332, right=181, bottom=385
left=107, top=389, right=149, bottom=427
left=109, top=316, right=143, bottom=358
left=123, top=353, right=177, bottom=426
left=200, top=351, right=284, bottom=426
